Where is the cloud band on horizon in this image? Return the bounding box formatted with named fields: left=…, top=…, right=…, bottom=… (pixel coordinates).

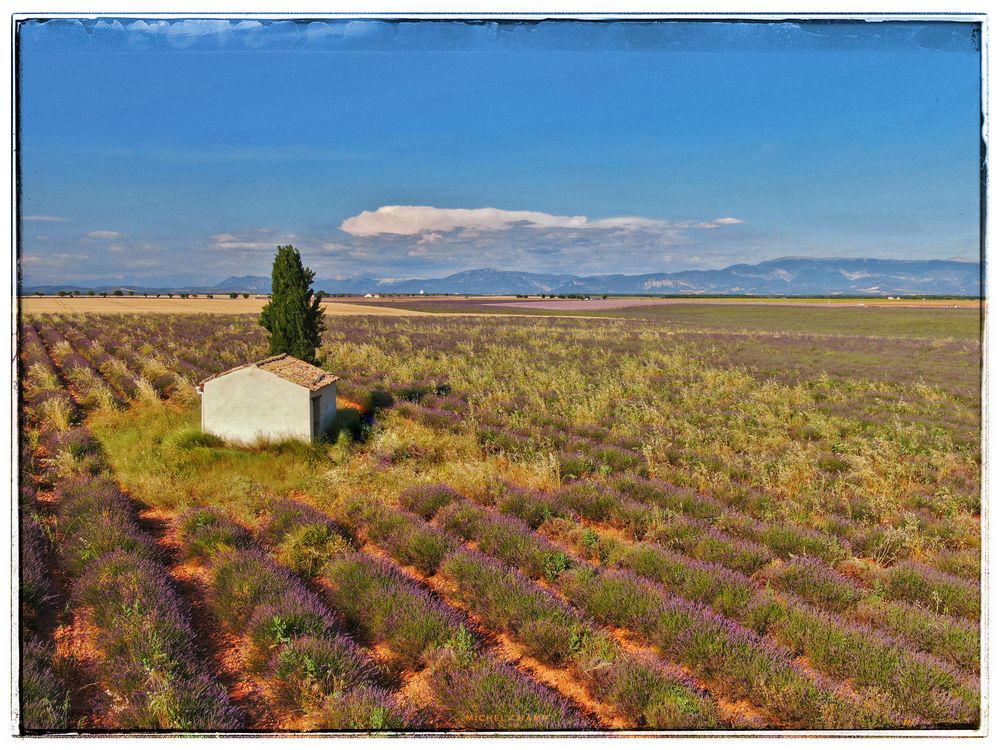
left=340, top=205, right=744, bottom=240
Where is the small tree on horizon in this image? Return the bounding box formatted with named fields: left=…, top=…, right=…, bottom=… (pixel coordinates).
left=259, top=245, right=325, bottom=364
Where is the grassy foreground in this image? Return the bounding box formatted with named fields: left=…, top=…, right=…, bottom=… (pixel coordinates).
left=89, top=402, right=339, bottom=510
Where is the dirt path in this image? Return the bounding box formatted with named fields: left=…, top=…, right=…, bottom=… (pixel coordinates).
left=28, top=486, right=113, bottom=731
left=136, top=508, right=278, bottom=731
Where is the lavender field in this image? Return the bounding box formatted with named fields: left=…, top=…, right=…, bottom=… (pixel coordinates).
left=17, top=309, right=981, bottom=732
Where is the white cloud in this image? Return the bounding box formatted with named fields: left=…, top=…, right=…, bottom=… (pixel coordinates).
left=93, top=19, right=126, bottom=34
left=23, top=215, right=69, bottom=222
left=169, top=19, right=233, bottom=37
left=306, top=21, right=346, bottom=42
left=341, top=205, right=590, bottom=236
left=204, top=207, right=751, bottom=281
left=211, top=228, right=298, bottom=251
left=589, top=216, right=671, bottom=230
left=418, top=232, right=444, bottom=245
left=86, top=230, right=123, bottom=239
left=340, top=205, right=743, bottom=238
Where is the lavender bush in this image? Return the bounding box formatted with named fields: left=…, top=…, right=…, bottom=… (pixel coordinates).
left=56, top=476, right=159, bottom=574
left=323, top=554, right=462, bottom=669
left=177, top=507, right=253, bottom=560
left=305, top=685, right=419, bottom=731
left=20, top=639, right=69, bottom=733
left=426, top=648, right=589, bottom=730
left=398, top=482, right=464, bottom=520
left=73, top=551, right=243, bottom=730
left=271, top=634, right=380, bottom=713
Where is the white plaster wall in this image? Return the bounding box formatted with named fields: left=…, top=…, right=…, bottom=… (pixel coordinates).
left=315, top=382, right=338, bottom=438
left=202, top=367, right=312, bottom=443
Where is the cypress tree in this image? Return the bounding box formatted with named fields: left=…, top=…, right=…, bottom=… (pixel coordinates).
left=259, top=245, right=325, bottom=364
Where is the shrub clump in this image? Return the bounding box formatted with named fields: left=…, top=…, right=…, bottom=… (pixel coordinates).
left=305, top=686, right=418, bottom=730
left=398, top=483, right=463, bottom=520
left=20, top=639, right=69, bottom=733
left=323, top=554, right=462, bottom=669
left=169, top=428, right=224, bottom=450
left=276, top=523, right=353, bottom=579
left=271, top=635, right=378, bottom=713
left=56, top=477, right=159, bottom=575
left=495, top=486, right=567, bottom=529
left=587, top=654, right=714, bottom=729
left=426, top=648, right=588, bottom=730
left=177, top=507, right=253, bottom=560
left=258, top=498, right=349, bottom=549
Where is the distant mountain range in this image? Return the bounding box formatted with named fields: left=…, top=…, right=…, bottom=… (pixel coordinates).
left=213, top=258, right=983, bottom=296
left=24, top=257, right=982, bottom=297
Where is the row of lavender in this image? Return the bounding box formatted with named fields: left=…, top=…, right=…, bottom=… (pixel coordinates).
left=363, top=482, right=979, bottom=728
left=500, top=478, right=980, bottom=657
left=20, top=320, right=244, bottom=730
left=18, top=323, right=72, bottom=732
left=326, top=484, right=915, bottom=729
left=176, top=499, right=591, bottom=729
left=340, top=495, right=724, bottom=729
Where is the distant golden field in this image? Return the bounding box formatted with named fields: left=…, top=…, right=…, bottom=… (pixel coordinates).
left=18, top=295, right=979, bottom=318
left=18, top=296, right=430, bottom=316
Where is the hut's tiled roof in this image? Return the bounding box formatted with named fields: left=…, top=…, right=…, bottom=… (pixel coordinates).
left=198, top=354, right=339, bottom=392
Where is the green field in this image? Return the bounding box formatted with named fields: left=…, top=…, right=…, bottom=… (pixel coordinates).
left=344, top=299, right=983, bottom=340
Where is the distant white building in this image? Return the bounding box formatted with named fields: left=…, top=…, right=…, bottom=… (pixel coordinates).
left=197, top=354, right=338, bottom=443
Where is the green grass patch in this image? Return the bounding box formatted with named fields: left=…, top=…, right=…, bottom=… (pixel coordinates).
left=604, top=303, right=981, bottom=339
left=88, top=402, right=333, bottom=511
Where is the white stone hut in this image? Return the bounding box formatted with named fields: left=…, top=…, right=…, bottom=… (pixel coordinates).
left=197, top=354, right=338, bottom=443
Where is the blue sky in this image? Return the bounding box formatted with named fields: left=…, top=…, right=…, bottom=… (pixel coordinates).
left=18, top=18, right=981, bottom=286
